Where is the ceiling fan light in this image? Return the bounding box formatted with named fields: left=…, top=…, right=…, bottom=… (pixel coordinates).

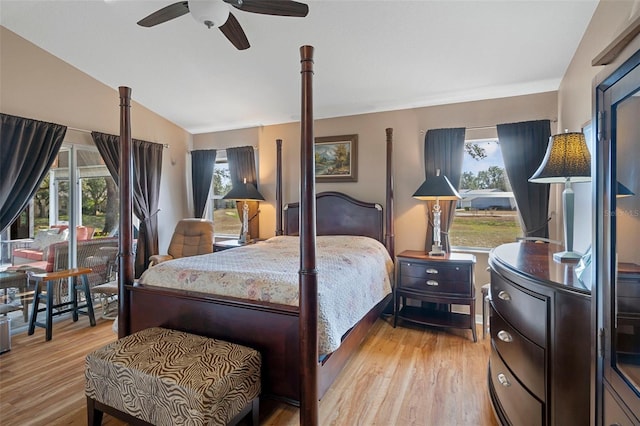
left=189, top=0, right=230, bottom=29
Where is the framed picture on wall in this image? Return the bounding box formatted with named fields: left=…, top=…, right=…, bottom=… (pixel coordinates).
left=314, top=134, right=358, bottom=182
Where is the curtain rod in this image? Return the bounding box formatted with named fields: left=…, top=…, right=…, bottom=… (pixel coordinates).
left=188, top=145, right=259, bottom=154
left=67, top=126, right=169, bottom=148
left=419, top=118, right=557, bottom=134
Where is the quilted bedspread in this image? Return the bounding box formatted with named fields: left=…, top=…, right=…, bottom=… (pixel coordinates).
left=138, top=235, right=393, bottom=354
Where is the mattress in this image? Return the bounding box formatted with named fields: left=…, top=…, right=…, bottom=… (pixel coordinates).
left=138, top=235, right=393, bottom=354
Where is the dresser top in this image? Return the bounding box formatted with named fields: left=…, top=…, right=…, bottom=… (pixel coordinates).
left=490, top=242, right=590, bottom=295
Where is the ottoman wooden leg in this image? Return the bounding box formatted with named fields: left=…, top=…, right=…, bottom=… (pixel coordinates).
left=250, top=397, right=259, bottom=426
left=86, top=396, right=103, bottom=426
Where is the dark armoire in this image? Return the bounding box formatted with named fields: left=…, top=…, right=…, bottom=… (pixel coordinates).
left=593, top=44, right=640, bottom=425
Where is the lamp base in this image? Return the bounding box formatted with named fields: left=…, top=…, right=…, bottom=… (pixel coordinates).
left=553, top=250, right=581, bottom=262
left=429, top=245, right=445, bottom=256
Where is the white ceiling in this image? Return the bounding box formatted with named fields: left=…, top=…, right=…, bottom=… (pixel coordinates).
left=1, top=0, right=599, bottom=134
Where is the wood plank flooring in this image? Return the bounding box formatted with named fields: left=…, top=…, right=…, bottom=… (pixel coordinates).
left=0, top=316, right=497, bottom=425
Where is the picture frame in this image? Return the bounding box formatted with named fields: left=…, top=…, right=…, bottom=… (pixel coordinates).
left=314, top=134, right=358, bottom=182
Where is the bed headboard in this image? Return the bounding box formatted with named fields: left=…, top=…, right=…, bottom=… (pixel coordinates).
left=283, top=191, right=384, bottom=243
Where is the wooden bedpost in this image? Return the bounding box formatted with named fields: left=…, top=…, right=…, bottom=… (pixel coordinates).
left=275, top=139, right=283, bottom=236
left=117, top=86, right=134, bottom=339
left=385, top=128, right=395, bottom=259
left=299, top=45, right=318, bottom=426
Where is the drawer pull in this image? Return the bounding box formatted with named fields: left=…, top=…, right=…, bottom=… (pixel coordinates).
left=426, top=280, right=439, bottom=286
left=497, top=373, right=511, bottom=387
left=497, top=330, right=513, bottom=343
left=425, top=268, right=438, bottom=274
left=498, top=290, right=511, bottom=301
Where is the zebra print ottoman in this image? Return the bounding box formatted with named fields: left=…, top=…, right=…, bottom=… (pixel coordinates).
left=85, top=327, right=261, bottom=426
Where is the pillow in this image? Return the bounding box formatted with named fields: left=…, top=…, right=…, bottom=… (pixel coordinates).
left=30, top=228, right=67, bottom=250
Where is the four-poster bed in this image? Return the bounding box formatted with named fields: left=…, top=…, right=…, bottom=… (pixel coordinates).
left=116, top=47, right=395, bottom=423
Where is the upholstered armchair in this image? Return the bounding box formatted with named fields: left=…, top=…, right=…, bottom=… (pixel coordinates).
left=149, top=219, right=214, bottom=266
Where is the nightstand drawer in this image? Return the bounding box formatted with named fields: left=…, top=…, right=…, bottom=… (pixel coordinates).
left=400, top=275, right=471, bottom=296
left=491, top=307, right=545, bottom=401
left=400, top=261, right=470, bottom=282
left=491, top=272, right=548, bottom=347
left=490, top=348, right=543, bottom=426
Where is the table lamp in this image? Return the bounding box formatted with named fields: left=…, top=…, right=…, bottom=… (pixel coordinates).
left=223, top=178, right=265, bottom=243
left=529, top=131, right=591, bottom=262
left=413, top=169, right=461, bottom=256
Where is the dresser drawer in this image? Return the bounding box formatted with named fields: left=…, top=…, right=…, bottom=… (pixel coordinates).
left=490, top=347, right=544, bottom=426
left=491, top=272, right=548, bottom=347
left=491, top=307, right=545, bottom=401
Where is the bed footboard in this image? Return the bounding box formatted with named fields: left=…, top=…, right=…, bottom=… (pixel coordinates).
left=128, top=284, right=390, bottom=405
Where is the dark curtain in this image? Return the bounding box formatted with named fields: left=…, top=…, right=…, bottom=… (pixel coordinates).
left=191, top=150, right=217, bottom=218
left=423, top=128, right=466, bottom=252
left=1, top=114, right=66, bottom=233
left=227, top=146, right=259, bottom=239
left=496, top=120, right=551, bottom=238
left=92, top=132, right=119, bottom=184
left=92, top=132, right=164, bottom=277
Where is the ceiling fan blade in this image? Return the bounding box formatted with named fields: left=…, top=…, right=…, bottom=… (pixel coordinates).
left=137, top=1, right=190, bottom=27
left=219, top=13, right=250, bottom=50
left=223, top=0, right=308, bottom=17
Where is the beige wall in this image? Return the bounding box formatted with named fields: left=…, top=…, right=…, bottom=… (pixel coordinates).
left=572, top=0, right=640, bottom=264
left=194, top=93, right=558, bottom=251
left=194, top=91, right=558, bottom=316
left=557, top=0, right=640, bottom=253
left=0, top=27, right=192, bottom=251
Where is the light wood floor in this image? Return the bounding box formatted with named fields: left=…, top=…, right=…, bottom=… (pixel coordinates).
left=0, top=316, right=498, bottom=425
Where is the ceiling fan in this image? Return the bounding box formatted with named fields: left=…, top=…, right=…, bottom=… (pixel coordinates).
left=137, top=0, right=309, bottom=51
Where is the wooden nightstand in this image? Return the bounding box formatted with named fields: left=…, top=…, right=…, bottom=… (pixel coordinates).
left=394, top=250, right=477, bottom=342
left=213, top=239, right=263, bottom=251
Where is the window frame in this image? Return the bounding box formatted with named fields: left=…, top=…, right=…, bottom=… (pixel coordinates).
left=449, top=138, right=523, bottom=251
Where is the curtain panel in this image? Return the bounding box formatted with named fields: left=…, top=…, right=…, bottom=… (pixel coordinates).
left=92, top=132, right=163, bottom=277
left=496, top=120, right=551, bottom=238
left=226, top=146, right=259, bottom=240
left=1, top=114, right=66, bottom=233
left=191, top=150, right=217, bottom=218
left=423, top=128, right=466, bottom=252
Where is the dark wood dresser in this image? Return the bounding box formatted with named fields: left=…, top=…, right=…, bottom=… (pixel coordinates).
left=488, top=242, right=591, bottom=426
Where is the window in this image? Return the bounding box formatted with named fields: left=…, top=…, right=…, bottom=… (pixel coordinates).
left=449, top=139, right=523, bottom=249
left=209, top=152, right=241, bottom=237
left=37, top=147, right=118, bottom=236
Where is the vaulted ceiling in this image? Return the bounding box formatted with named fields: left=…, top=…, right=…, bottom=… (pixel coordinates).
left=1, top=0, right=599, bottom=134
